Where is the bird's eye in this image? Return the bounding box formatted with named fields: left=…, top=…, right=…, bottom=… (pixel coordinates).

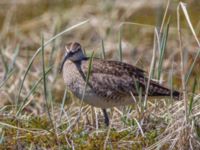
left=68, top=51, right=73, bottom=56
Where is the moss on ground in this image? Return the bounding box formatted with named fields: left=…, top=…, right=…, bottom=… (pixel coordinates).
left=0, top=115, right=170, bottom=149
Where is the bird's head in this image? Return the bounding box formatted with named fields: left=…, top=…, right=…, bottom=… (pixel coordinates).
left=60, top=42, right=86, bottom=72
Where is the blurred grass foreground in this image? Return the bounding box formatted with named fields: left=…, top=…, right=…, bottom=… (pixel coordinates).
left=0, top=0, right=200, bottom=149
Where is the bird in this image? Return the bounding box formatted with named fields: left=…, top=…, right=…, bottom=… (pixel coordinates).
left=60, top=42, right=181, bottom=126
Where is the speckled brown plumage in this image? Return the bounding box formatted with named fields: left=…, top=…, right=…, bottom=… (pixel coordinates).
left=61, top=42, right=181, bottom=125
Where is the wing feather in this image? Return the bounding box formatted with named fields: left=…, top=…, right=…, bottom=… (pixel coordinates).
left=81, top=59, right=145, bottom=99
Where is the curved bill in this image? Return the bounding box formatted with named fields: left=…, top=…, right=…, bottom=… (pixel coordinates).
left=60, top=53, right=69, bottom=73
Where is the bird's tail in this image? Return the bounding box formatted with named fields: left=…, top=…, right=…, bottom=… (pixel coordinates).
left=148, top=81, right=182, bottom=100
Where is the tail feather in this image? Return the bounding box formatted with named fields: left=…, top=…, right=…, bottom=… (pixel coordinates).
left=148, top=81, right=181, bottom=100
left=172, top=90, right=182, bottom=100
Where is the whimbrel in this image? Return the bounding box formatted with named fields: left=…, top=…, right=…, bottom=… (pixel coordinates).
left=60, top=42, right=181, bottom=126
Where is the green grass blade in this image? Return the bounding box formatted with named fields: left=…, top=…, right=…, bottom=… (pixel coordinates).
left=101, top=39, right=106, bottom=59
left=41, top=36, right=60, bottom=144
left=0, top=69, right=15, bottom=89
left=0, top=129, right=5, bottom=144
left=169, top=59, right=174, bottom=101
left=9, top=44, right=20, bottom=71
left=144, top=28, right=157, bottom=109
left=118, top=27, right=122, bottom=62
left=41, top=36, right=53, bottom=124
left=189, top=78, right=197, bottom=115
left=85, top=51, right=94, bottom=90
left=185, top=49, right=200, bottom=84
left=59, top=88, right=68, bottom=123
left=157, top=17, right=170, bottom=80
left=0, top=45, right=19, bottom=89
left=0, top=48, right=8, bottom=77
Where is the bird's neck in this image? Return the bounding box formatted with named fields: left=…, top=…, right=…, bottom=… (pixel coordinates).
left=71, top=56, right=88, bottom=62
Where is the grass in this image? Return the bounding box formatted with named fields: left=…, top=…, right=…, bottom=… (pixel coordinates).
left=0, top=0, right=200, bottom=149
left=0, top=114, right=161, bottom=149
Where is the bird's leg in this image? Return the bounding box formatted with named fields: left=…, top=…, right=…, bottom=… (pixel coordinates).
left=102, top=109, right=109, bottom=126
